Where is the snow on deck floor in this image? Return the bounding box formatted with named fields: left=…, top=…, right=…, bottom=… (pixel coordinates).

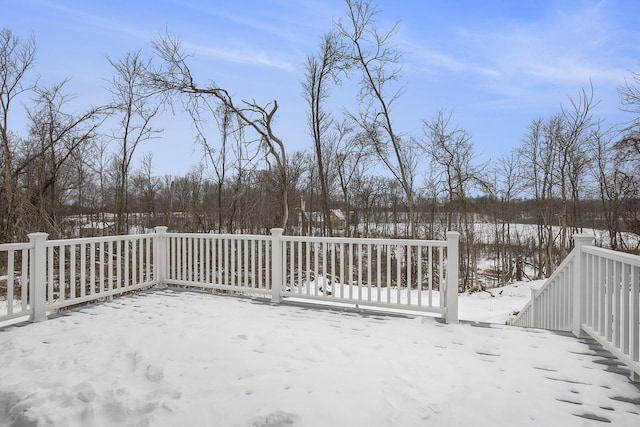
left=0, top=289, right=639, bottom=427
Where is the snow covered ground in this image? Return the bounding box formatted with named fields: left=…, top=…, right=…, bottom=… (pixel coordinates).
left=1, top=287, right=639, bottom=426
left=0, top=279, right=541, bottom=328
left=284, top=279, right=543, bottom=325
left=458, top=280, right=543, bottom=324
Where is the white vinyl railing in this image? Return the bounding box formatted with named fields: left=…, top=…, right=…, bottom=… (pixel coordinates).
left=0, top=241, right=32, bottom=322
left=510, top=234, right=640, bottom=380
left=1, top=232, right=160, bottom=323
left=581, top=245, right=640, bottom=381
left=280, top=233, right=457, bottom=316
left=1, top=227, right=460, bottom=325
left=161, top=230, right=274, bottom=296
left=159, top=228, right=460, bottom=323
left=43, top=234, right=158, bottom=311
left=509, top=248, right=578, bottom=331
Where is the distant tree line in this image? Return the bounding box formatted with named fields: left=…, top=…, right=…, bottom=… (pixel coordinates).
left=1, top=1, right=639, bottom=290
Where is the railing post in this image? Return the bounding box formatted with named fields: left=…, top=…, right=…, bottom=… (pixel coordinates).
left=154, top=226, right=168, bottom=289
left=270, top=228, right=284, bottom=303
left=530, top=288, right=537, bottom=327
left=445, top=231, right=460, bottom=324
left=572, top=234, right=594, bottom=337
left=28, top=232, right=49, bottom=322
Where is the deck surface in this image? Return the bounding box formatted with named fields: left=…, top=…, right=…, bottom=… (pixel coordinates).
left=0, top=288, right=639, bottom=426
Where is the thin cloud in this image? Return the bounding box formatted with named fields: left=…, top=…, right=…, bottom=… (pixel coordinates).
left=468, top=2, right=636, bottom=86
left=33, top=0, right=295, bottom=71
left=178, top=1, right=297, bottom=42
left=32, top=0, right=155, bottom=41
left=405, top=1, right=638, bottom=94
left=183, top=41, right=295, bottom=70
left=176, top=0, right=335, bottom=45
left=407, top=45, right=501, bottom=78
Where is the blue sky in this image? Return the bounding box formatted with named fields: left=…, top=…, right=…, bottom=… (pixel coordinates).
left=2, top=0, right=640, bottom=176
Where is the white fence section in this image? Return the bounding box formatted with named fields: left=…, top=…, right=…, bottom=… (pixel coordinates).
left=1, top=227, right=460, bottom=325
left=0, top=241, right=32, bottom=322
left=509, top=234, right=640, bottom=380
left=160, top=228, right=460, bottom=323
left=1, top=232, right=160, bottom=323
left=161, top=230, right=275, bottom=297
left=280, top=233, right=459, bottom=319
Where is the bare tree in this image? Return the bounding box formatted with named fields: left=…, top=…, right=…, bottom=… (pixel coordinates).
left=16, top=79, right=105, bottom=237
left=211, top=105, right=234, bottom=232
left=512, top=87, right=596, bottom=276
left=619, top=66, right=640, bottom=138
left=613, top=132, right=640, bottom=246
left=303, top=30, right=350, bottom=236
left=0, top=28, right=36, bottom=240
left=190, top=100, right=258, bottom=233
left=589, top=126, right=622, bottom=249
left=84, top=136, right=112, bottom=233
left=107, top=50, right=161, bottom=234
left=68, top=135, right=95, bottom=235
left=557, top=86, right=595, bottom=257
left=337, top=0, right=419, bottom=237
left=423, top=110, right=485, bottom=290
left=130, top=152, right=159, bottom=229
left=334, top=121, right=372, bottom=237
left=190, top=100, right=232, bottom=233
left=616, top=66, right=640, bottom=244
left=519, top=116, right=561, bottom=278
left=490, top=150, right=524, bottom=283
left=149, top=33, right=289, bottom=229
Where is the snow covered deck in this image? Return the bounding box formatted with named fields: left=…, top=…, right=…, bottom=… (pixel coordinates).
left=1, top=289, right=639, bottom=426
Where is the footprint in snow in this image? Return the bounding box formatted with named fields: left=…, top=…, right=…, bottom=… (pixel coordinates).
left=245, top=411, right=300, bottom=427
left=237, top=334, right=265, bottom=353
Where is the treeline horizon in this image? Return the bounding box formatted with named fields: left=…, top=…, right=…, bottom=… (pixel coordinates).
left=57, top=172, right=639, bottom=242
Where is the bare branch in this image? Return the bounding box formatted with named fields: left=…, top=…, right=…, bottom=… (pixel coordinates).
left=148, top=32, right=289, bottom=228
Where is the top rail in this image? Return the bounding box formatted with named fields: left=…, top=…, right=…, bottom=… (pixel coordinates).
left=0, top=242, right=32, bottom=251
left=282, top=234, right=447, bottom=246
left=45, top=233, right=156, bottom=246
left=582, top=245, right=640, bottom=266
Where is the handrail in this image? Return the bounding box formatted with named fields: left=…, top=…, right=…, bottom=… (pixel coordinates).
left=582, top=245, right=640, bottom=266
left=509, top=234, right=640, bottom=381
left=0, top=242, right=32, bottom=251
left=282, top=234, right=447, bottom=246
left=509, top=250, right=577, bottom=330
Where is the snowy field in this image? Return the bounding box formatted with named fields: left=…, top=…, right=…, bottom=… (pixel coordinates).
left=1, top=287, right=639, bottom=426
left=458, top=280, right=543, bottom=323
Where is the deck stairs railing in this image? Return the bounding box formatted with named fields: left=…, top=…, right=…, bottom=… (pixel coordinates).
left=509, top=234, right=640, bottom=381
